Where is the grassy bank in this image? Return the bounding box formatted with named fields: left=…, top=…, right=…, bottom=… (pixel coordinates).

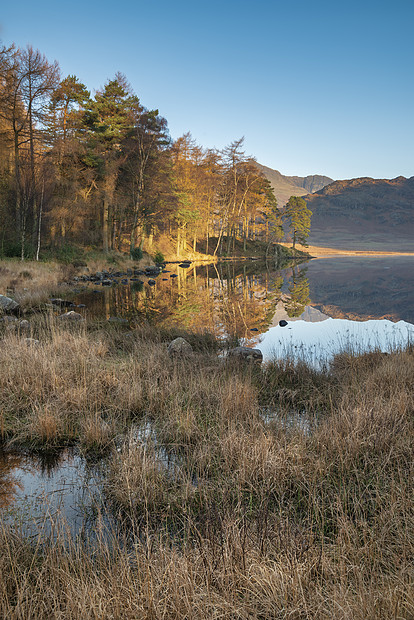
left=0, top=315, right=413, bottom=618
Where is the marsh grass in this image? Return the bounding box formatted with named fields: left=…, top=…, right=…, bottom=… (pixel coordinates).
left=0, top=319, right=413, bottom=617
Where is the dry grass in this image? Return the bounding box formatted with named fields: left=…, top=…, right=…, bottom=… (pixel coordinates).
left=0, top=321, right=413, bottom=618
left=0, top=259, right=74, bottom=310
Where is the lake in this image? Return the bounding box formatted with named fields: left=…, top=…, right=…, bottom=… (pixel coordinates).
left=73, top=255, right=414, bottom=362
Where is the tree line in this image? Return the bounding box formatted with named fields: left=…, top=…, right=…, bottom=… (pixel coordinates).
left=0, top=42, right=311, bottom=260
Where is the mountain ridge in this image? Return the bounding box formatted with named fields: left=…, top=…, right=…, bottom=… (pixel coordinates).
left=304, top=175, right=414, bottom=251
left=255, top=163, right=333, bottom=207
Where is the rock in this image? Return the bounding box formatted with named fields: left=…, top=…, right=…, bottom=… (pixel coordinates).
left=250, top=328, right=259, bottom=332
left=227, top=346, right=263, bottom=364
left=77, top=304, right=86, bottom=308
left=108, top=317, right=129, bottom=324
left=179, top=262, right=191, bottom=268
left=170, top=274, right=178, bottom=278
left=24, top=338, right=39, bottom=346
left=0, top=295, right=19, bottom=313
left=147, top=279, right=156, bottom=286
left=1, top=315, right=18, bottom=322
left=168, top=337, right=193, bottom=357
left=59, top=311, right=84, bottom=321
left=279, top=320, right=288, bottom=327
left=101, top=279, right=113, bottom=286
left=50, top=298, right=75, bottom=308
left=19, top=320, right=30, bottom=332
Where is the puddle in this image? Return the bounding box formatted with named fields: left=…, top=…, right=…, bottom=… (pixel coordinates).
left=0, top=421, right=184, bottom=542
left=0, top=447, right=113, bottom=542
left=261, top=407, right=314, bottom=435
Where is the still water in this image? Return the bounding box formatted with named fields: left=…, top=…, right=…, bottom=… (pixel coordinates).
left=74, top=255, right=414, bottom=361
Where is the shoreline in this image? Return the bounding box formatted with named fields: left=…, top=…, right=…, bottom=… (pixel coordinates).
left=281, top=243, right=414, bottom=258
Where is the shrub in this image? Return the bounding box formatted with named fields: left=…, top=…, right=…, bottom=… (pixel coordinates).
left=153, top=250, right=165, bottom=264
left=130, top=247, right=143, bottom=261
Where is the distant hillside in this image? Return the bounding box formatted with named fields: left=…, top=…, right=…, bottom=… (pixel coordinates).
left=305, top=176, right=414, bottom=251
left=256, top=163, right=333, bottom=207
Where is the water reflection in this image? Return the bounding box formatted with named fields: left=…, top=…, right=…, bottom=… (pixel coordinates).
left=0, top=447, right=111, bottom=541
left=74, top=256, right=414, bottom=343
left=76, top=260, right=290, bottom=341
left=286, top=267, right=311, bottom=318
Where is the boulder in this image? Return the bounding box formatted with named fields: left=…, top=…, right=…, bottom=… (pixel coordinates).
left=168, top=337, right=193, bottom=357
left=0, top=295, right=19, bottom=313
left=227, top=346, right=263, bottom=364
left=59, top=311, right=84, bottom=321
left=279, top=320, right=288, bottom=327
left=147, top=279, right=156, bottom=286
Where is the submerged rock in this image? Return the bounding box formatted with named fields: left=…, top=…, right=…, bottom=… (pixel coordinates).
left=168, top=337, right=193, bottom=357
left=227, top=346, right=263, bottom=364
left=50, top=298, right=75, bottom=308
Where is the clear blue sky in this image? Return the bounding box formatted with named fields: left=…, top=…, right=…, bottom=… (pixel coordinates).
left=1, top=0, right=413, bottom=180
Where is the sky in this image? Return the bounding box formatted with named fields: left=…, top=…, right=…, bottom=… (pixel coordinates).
left=1, top=0, right=413, bottom=180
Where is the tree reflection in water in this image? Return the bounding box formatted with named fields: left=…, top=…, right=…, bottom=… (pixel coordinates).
left=285, top=267, right=311, bottom=318
left=74, top=259, right=310, bottom=341
left=0, top=451, right=26, bottom=509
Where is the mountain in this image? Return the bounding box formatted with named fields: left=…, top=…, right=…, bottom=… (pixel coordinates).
left=304, top=176, right=414, bottom=251
left=256, top=163, right=333, bottom=207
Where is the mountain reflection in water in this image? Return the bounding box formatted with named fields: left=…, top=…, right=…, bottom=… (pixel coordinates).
left=74, top=256, right=414, bottom=349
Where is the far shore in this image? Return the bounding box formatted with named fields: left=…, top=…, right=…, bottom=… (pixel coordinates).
left=281, top=243, right=414, bottom=258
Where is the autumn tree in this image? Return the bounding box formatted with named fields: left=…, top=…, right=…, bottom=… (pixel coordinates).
left=125, top=106, right=171, bottom=255
left=284, top=196, right=312, bottom=249
left=0, top=44, right=59, bottom=258
left=46, top=75, right=91, bottom=245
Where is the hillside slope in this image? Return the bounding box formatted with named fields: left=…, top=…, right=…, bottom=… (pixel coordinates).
left=256, top=163, right=333, bottom=206
left=305, top=176, right=414, bottom=251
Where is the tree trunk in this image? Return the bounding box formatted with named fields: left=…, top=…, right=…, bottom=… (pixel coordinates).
left=35, top=177, right=44, bottom=261
left=103, top=194, right=109, bottom=253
